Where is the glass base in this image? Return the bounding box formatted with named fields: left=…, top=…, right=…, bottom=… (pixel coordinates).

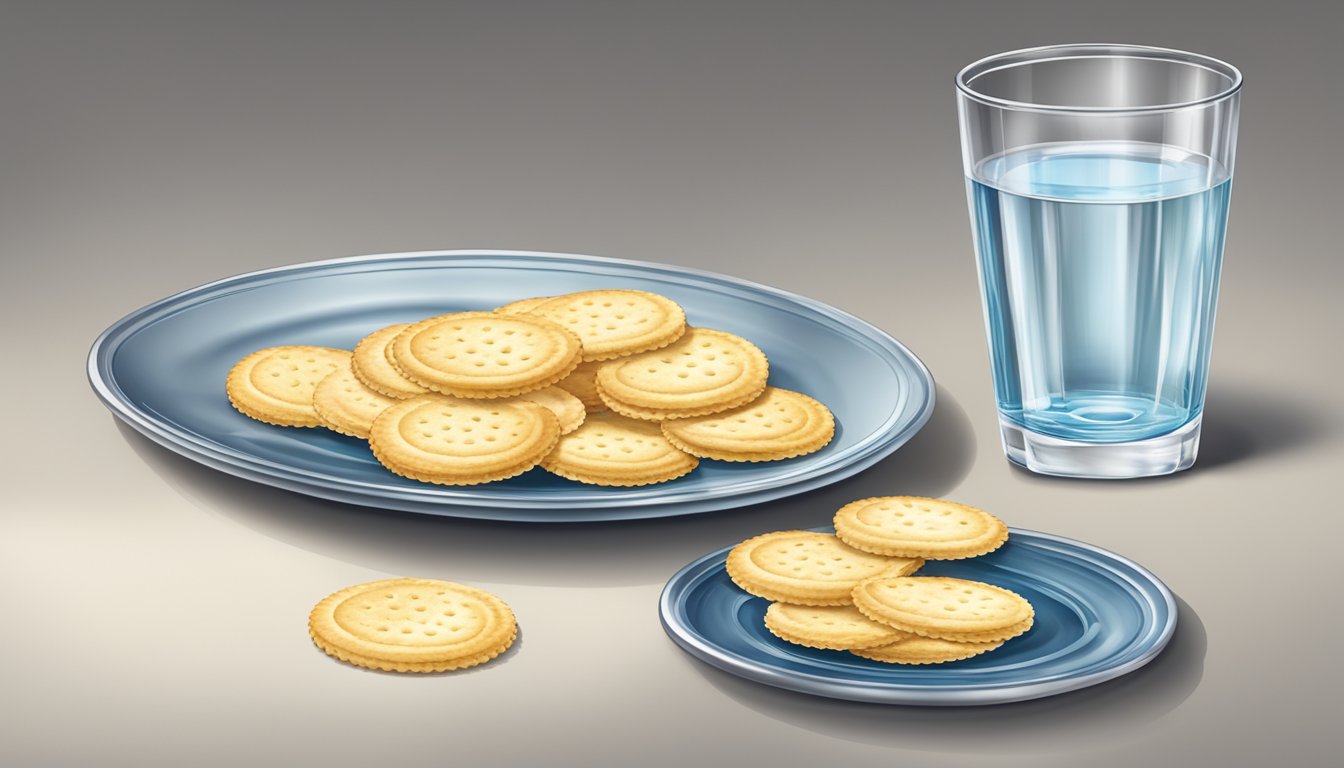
left=1000, top=414, right=1201, bottom=479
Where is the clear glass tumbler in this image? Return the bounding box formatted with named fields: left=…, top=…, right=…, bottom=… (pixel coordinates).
left=956, top=44, right=1242, bottom=478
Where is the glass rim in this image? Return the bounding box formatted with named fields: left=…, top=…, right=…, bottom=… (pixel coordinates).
left=956, top=43, right=1243, bottom=115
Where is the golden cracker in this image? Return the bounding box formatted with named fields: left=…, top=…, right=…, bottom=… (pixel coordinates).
left=352, top=323, right=429, bottom=399
left=309, top=578, right=516, bottom=673
left=851, top=635, right=1004, bottom=665
left=514, top=385, right=586, bottom=435
left=226, top=346, right=352, bottom=428
left=527, top=289, right=686, bottom=361
left=851, top=576, right=1034, bottom=643
left=764, top=603, right=911, bottom=651
left=833, top=496, right=1009, bottom=560
left=661, top=387, right=835, bottom=461
left=494, top=296, right=553, bottom=314
left=554, top=360, right=605, bottom=409
left=596, top=328, right=769, bottom=420
left=312, top=367, right=399, bottom=439
left=540, top=411, right=698, bottom=486
left=389, top=311, right=582, bottom=399
left=725, top=531, right=923, bottom=606
left=369, top=395, right=560, bottom=485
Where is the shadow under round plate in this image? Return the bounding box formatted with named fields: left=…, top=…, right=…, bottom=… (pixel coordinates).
left=87, top=250, right=934, bottom=522
left=659, top=527, right=1176, bottom=706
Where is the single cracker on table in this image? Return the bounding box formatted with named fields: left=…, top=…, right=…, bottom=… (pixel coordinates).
left=726, top=531, right=923, bottom=606
left=851, top=635, right=1004, bottom=665
left=851, top=576, right=1034, bottom=643
left=352, top=323, right=429, bottom=399
left=389, top=311, right=582, bottom=399
left=369, top=395, right=560, bottom=485
left=226, top=346, right=352, bottom=428
left=764, top=603, right=911, bottom=651
left=494, top=296, right=554, bottom=315
left=540, top=411, right=698, bottom=486
left=514, top=385, right=586, bottom=435
left=596, top=327, right=769, bottom=421
left=526, top=289, right=686, bottom=361
left=554, top=360, right=605, bottom=409
left=312, top=367, right=398, bottom=439
left=309, top=577, right=516, bottom=673
left=661, top=386, right=834, bottom=461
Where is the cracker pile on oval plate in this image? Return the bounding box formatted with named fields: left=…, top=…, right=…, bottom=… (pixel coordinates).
left=724, top=497, right=1032, bottom=664
left=223, top=288, right=836, bottom=488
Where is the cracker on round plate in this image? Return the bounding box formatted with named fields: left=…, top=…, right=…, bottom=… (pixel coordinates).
left=596, top=328, right=768, bottom=420
left=725, top=531, right=923, bottom=606
left=312, top=366, right=398, bottom=439
left=764, top=602, right=911, bottom=650
left=540, top=411, right=698, bottom=486
left=833, top=497, right=1009, bottom=560
left=352, top=323, right=430, bottom=399
left=851, top=576, right=1034, bottom=643
left=226, top=346, right=352, bottom=428
left=661, top=386, right=834, bottom=461
left=527, top=289, right=686, bottom=362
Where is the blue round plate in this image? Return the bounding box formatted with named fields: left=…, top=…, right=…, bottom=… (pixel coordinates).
left=88, top=250, right=934, bottom=522
left=660, top=528, right=1176, bottom=705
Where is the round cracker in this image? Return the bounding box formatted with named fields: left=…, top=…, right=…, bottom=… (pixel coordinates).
left=495, top=296, right=553, bottom=314
left=309, top=578, right=516, bottom=673
left=596, top=328, right=769, bottom=420
left=851, top=576, right=1034, bottom=643
left=527, top=289, right=686, bottom=361
left=725, top=531, right=923, bottom=606
left=226, top=346, right=352, bottom=428
left=833, top=497, right=1009, bottom=560
left=540, top=411, right=698, bottom=486
left=851, top=635, right=1004, bottom=665
left=513, top=385, right=586, bottom=435
left=369, top=395, right=560, bottom=485
left=661, top=387, right=834, bottom=461
left=764, top=603, right=911, bottom=650
left=352, top=323, right=430, bottom=399
left=312, top=367, right=399, bottom=439
left=389, top=311, right=582, bottom=399
left=554, top=360, right=604, bottom=409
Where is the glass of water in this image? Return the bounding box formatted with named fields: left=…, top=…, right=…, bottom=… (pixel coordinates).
left=956, top=44, right=1242, bottom=478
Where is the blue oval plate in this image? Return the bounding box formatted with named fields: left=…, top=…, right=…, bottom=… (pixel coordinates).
left=660, top=527, right=1176, bottom=705
left=88, top=250, right=934, bottom=522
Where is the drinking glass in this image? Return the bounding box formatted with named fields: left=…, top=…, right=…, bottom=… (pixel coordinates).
left=956, top=44, right=1242, bottom=478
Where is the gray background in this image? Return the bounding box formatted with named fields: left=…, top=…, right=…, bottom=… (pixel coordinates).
left=3, top=1, right=1341, bottom=766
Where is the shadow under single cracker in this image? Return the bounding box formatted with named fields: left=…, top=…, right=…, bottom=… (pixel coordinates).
left=681, top=595, right=1206, bottom=756
left=114, top=385, right=976, bottom=588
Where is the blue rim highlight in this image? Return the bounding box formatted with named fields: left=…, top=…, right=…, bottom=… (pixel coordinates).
left=87, top=250, right=936, bottom=521
left=659, top=527, right=1177, bottom=705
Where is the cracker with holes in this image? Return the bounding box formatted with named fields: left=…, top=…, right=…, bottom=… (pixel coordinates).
left=726, top=531, right=923, bottom=606
left=312, top=367, right=398, bottom=439
left=851, top=576, right=1034, bottom=643
left=764, top=603, right=910, bottom=650
left=540, top=411, right=698, bottom=486
left=226, top=346, right=352, bottom=428
left=389, top=311, right=582, bottom=399
left=514, top=385, right=586, bottom=435
left=850, top=634, right=1003, bottom=665
left=309, top=577, right=516, bottom=673
left=661, top=387, right=834, bottom=461
left=526, top=289, right=686, bottom=362
left=596, top=328, right=769, bottom=421
left=369, top=394, right=560, bottom=485
left=352, top=323, right=429, bottom=399
left=833, top=496, right=1009, bottom=560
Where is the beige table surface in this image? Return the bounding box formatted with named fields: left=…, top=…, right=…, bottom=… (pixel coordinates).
left=3, top=2, right=1340, bottom=766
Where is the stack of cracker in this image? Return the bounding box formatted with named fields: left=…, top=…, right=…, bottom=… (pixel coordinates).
left=224, top=289, right=836, bottom=487
left=726, top=497, right=1033, bottom=664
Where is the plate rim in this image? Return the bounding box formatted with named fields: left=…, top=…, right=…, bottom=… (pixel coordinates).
left=87, top=249, right=936, bottom=521
left=658, top=526, right=1178, bottom=705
